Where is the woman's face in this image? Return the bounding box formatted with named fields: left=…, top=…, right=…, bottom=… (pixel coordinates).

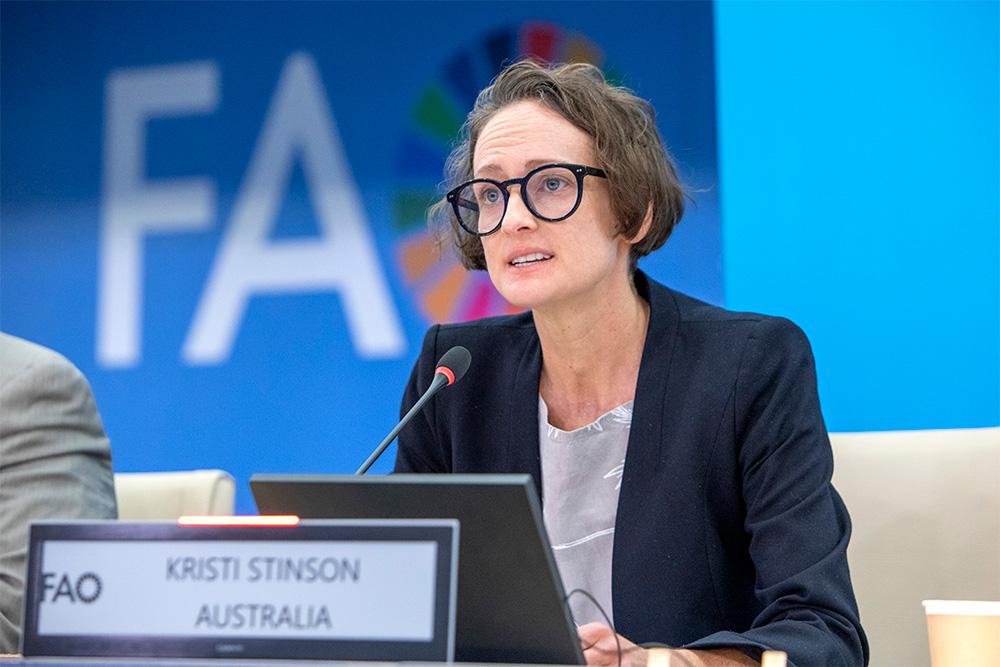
left=473, top=100, right=635, bottom=313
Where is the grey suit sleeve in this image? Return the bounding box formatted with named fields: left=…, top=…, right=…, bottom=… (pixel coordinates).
left=0, top=346, right=117, bottom=653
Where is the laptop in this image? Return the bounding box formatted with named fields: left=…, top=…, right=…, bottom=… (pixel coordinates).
left=251, top=473, right=584, bottom=665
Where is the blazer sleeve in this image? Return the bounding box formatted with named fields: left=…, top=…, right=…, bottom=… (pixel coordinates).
left=0, top=348, right=117, bottom=653
left=684, top=318, right=869, bottom=667
left=393, top=325, right=451, bottom=473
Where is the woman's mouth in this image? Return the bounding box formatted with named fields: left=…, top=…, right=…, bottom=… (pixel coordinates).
left=509, top=253, right=553, bottom=267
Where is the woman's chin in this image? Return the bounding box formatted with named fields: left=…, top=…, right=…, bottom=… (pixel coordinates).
left=495, top=282, right=570, bottom=314
left=494, top=282, right=546, bottom=312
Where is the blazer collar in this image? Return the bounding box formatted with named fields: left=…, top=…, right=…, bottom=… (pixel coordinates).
left=504, top=270, right=681, bottom=502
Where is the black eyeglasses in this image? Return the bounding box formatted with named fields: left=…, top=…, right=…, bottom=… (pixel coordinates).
left=446, top=162, right=607, bottom=236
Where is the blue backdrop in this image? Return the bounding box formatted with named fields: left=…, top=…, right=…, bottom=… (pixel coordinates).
left=715, top=0, right=999, bottom=432
left=2, top=2, right=997, bottom=514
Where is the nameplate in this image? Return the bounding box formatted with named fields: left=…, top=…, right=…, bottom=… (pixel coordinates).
left=21, top=519, right=458, bottom=661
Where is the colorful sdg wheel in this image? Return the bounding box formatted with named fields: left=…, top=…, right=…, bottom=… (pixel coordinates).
left=394, top=22, right=606, bottom=324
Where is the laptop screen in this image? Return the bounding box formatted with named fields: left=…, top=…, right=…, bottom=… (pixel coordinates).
left=252, top=473, right=584, bottom=665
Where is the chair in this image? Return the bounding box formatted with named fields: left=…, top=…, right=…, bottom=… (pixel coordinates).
left=830, top=427, right=1000, bottom=667
left=114, top=469, right=236, bottom=520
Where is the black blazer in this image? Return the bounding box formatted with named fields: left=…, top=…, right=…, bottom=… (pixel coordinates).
left=395, top=272, right=868, bottom=667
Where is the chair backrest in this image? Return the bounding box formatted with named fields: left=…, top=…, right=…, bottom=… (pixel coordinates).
left=114, top=469, right=236, bottom=520
left=830, top=427, right=1000, bottom=667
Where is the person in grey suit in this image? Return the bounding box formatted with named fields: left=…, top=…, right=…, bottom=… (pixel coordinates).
left=0, top=333, right=117, bottom=653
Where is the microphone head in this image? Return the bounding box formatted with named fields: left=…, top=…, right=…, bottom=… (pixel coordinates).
left=435, top=346, right=472, bottom=386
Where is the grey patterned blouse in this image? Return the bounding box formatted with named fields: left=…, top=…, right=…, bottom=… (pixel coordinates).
left=539, top=395, right=633, bottom=627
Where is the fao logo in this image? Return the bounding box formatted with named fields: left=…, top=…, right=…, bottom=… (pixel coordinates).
left=392, top=22, right=604, bottom=324
left=41, top=572, right=103, bottom=604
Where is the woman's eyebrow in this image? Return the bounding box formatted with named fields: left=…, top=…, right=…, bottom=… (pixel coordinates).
left=474, top=158, right=571, bottom=179
left=473, top=163, right=505, bottom=179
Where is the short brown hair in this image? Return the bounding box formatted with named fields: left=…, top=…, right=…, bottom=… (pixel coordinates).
left=431, top=60, right=686, bottom=271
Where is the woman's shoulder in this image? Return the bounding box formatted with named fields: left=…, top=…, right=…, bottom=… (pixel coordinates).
left=644, top=275, right=813, bottom=353
left=414, top=311, right=538, bottom=364
left=435, top=310, right=536, bottom=334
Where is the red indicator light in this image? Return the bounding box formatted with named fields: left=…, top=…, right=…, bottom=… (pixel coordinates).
left=177, top=515, right=300, bottom=527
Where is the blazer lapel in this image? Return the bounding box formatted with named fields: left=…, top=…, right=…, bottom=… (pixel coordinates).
left=619, top=271, right=680, bottom=487
left=612, top=272, right=680, bottom=629
left=506, top=322, right=544, bottom=500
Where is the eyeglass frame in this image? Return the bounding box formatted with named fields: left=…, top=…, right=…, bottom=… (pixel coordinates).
left=446, top=162, right=608, bottom=237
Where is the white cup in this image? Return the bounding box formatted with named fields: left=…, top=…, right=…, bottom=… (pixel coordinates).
left=922, top=600, right=1000, bottom=667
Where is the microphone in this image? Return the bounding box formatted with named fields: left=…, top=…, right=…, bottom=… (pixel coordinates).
left=355, top=346, right=471, bottom=474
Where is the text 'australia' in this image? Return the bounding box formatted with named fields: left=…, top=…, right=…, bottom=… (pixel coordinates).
left=195, top=603, right=332, bottom=630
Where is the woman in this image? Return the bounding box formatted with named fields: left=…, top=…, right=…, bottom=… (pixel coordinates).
left=395, top=61, right=867, bottom=667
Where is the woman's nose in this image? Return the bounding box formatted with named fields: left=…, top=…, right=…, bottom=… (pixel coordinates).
left=500, top=187, right=538, bottom=234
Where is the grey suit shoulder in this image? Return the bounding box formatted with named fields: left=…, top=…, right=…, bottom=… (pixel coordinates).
left=0, top=333, right=117, bottom=653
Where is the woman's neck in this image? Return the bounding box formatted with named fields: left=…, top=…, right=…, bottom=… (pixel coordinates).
left=534, top=272, right=649, bottom=431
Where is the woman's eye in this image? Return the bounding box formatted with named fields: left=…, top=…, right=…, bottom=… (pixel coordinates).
left=474, top=186, right=501, bottom=206
left=544, top=178, right=565, bottom=192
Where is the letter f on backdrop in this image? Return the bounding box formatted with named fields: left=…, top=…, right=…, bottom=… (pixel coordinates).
left=99, top=61, right=219, bottom=367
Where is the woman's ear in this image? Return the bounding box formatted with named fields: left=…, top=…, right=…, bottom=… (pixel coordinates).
left=629, top=203, right=654, bottom=245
